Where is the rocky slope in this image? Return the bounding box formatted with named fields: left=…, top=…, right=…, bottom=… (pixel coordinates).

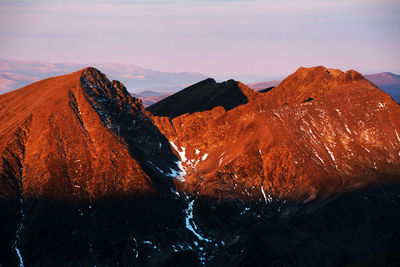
left=1, top=66, right=400, bottom=266
left=152, top=66, right=400, bottom=200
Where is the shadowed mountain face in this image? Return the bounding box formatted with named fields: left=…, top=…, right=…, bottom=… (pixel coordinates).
left=1, top=66, right=400, bottom=266
left=147, top=78, right=259, bottom=118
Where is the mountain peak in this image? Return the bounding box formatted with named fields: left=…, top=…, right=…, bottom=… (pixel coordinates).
left=0, top=67, right=179, bottom=199
left=262, top=66, right=381, bottom=105
left=148, top=78, right=258, bottom=118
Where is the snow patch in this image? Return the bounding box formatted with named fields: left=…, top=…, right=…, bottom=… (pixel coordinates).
left=378, top=102, right=386, bottom=109
left=170, top=141, right=187, bottom=162
left=168, top=163, right=186, bottom=182
left=168, top=141, right=188, bottom=181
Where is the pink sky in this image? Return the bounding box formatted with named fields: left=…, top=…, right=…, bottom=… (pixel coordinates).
left=0, top=0, right=399, bottom=80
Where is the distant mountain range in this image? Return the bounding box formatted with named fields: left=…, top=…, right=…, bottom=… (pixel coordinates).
left=364, top=72, right=400, bottom=102
left=2, top=59, right=399, bottom=107
left=0, top=58, right=207, bottom=94
left=131, top=90, right=174, bottom=107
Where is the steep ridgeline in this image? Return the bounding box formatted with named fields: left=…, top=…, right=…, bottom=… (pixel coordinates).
left=148, top=78, right=259, bottom=118
left=0, top=66, right=399, bottom=266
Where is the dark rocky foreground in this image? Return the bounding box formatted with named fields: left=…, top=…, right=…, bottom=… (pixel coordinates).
left=1, top=183, right=400, bottom=266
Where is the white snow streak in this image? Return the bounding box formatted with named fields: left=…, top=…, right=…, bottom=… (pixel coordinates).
left=218, top=152, right=226, bottom=166
left=185, top=199, right=212, bottom=242
left=313, top=151, right=325, bottom=164
left=261, top=186, right=267, bottom=203
left=15, top=247, right=24, bottom=267
left=168, top=141, right=188, bottom=181
left=395, top=130, right=400, bottom=144
left=345, top=124, right=352, bottom=134
left=325, top=145, right=336, bottom=162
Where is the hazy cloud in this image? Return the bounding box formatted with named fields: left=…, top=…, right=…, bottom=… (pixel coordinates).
left=0, top=0, right=399, bottom=78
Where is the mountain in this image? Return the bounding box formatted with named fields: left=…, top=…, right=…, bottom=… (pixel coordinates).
left=0, top=58, right=206, bottom=94
left=151, top=66, right=400, bottom=199
left=148, top=78, right=259, bottom=118
left=0, top=68, right=188, bottom=266
left=365, top=72, right=400, bottom=85
left=365, top=72, right=400, bottom=102
left=248, top=71, right=400, bottom=103
left=1, top=66, right=400, bottom=266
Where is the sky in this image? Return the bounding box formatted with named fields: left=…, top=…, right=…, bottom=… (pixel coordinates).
left=0, top=0, right=399, bottom=81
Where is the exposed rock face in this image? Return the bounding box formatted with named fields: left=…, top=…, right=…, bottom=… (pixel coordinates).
left=0, top=67, right=180, bottom=200
left=153, top=66, right=400, bottom=201
left=1, top=66, right=400, bottom=266
left=148, top=78, right=259, bottom=118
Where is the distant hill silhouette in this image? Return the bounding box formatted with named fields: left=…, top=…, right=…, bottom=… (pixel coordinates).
left=148, top=78, right=259, bottom=118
